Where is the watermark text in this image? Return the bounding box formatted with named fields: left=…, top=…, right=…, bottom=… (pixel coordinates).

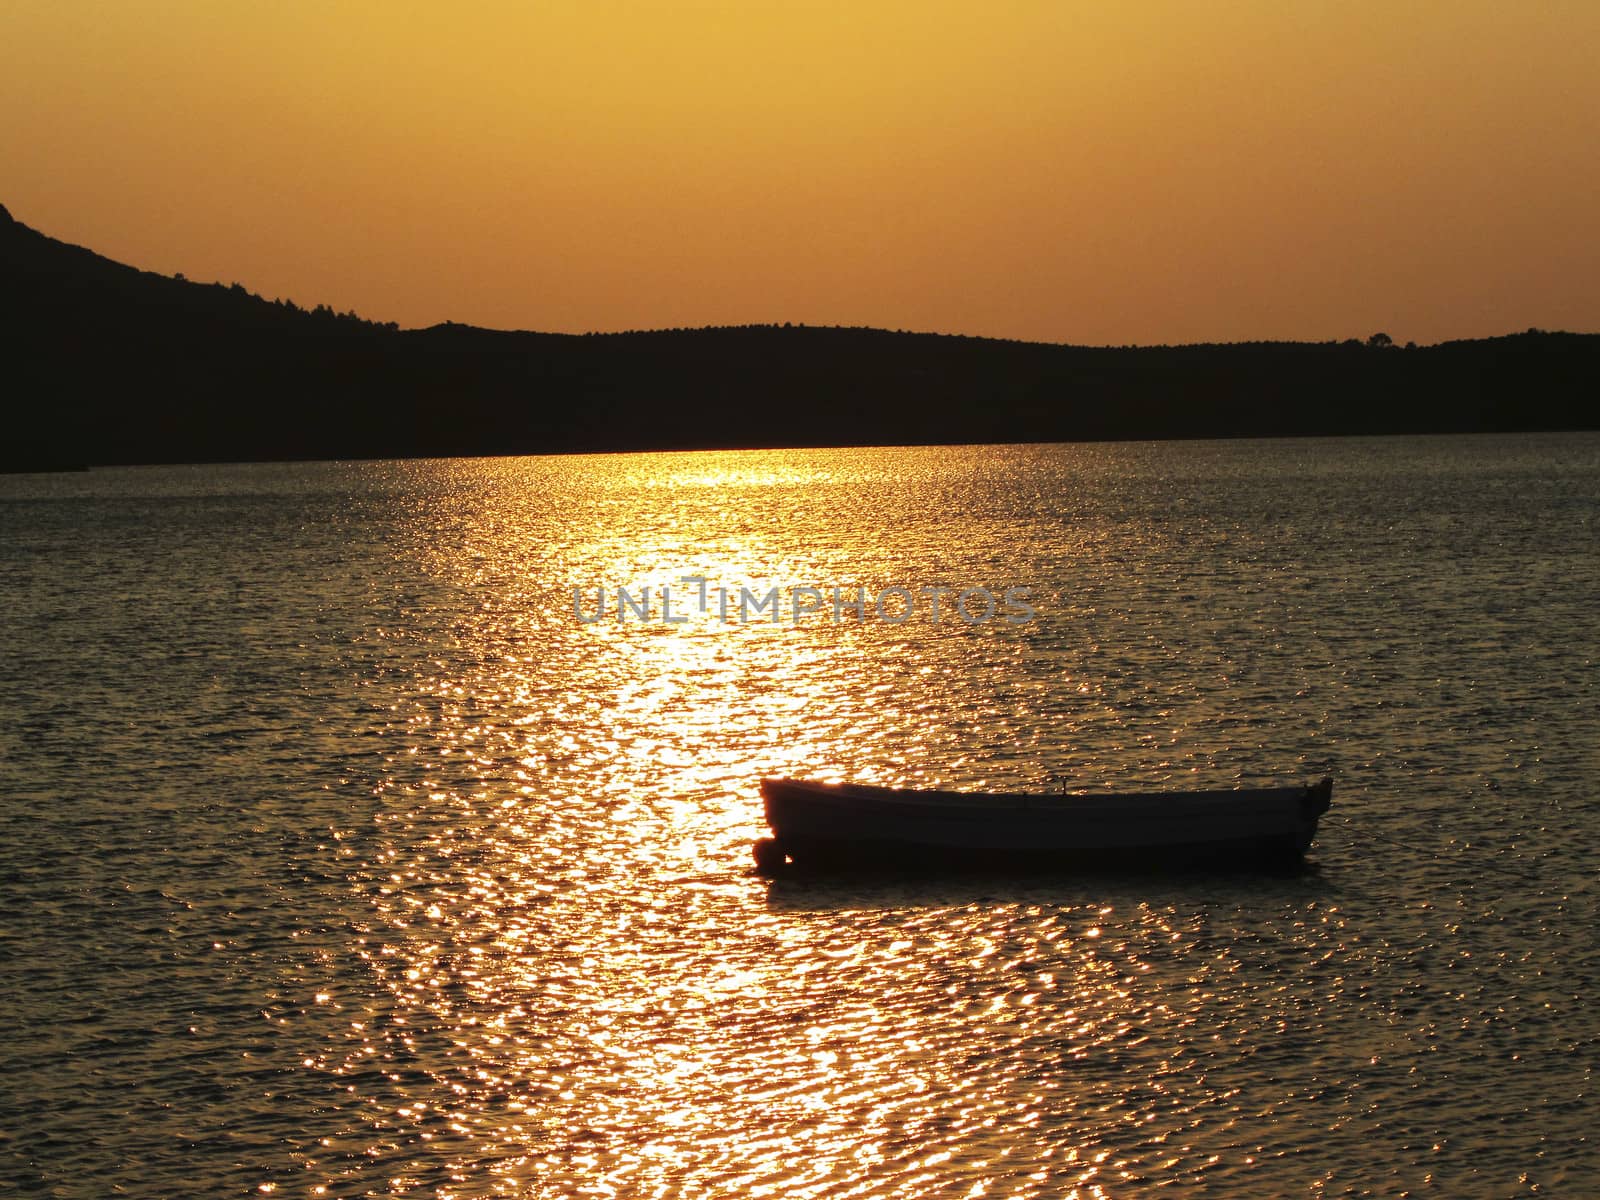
left=572, top=578, right=1036, bottom=625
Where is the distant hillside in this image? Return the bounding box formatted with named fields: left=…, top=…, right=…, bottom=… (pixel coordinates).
left=3, top=202, right=1597, bottom=469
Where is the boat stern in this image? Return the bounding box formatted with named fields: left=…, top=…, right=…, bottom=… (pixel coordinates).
left=1303, top=776, right=1333, bottom=818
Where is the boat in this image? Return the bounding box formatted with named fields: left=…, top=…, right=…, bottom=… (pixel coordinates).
left=754, top=775, right=1333, bottom=874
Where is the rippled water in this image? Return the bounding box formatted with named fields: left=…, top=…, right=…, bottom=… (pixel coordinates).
left=2, top=435, right=1597, bottom=1198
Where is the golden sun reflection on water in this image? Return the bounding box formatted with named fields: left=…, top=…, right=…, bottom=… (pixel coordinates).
left=348, top=448, right=1185, bottom=1195
left=384, top=450, right=1225, bottom=1196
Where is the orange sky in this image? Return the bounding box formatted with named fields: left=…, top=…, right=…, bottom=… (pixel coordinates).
left=4, top=1, right=1597, bottom=344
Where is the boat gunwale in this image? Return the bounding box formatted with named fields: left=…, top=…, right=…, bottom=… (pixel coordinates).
left=760, top=776, right=1327, bottom=814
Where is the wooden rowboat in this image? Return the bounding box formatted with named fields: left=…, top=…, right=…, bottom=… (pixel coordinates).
left=754, top=776, right=1333, bottom=875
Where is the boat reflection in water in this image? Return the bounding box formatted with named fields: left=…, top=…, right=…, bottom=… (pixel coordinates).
left=756, top=776, right=1334, bottom=874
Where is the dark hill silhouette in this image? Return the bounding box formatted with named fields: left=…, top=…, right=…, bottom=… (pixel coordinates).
left=3, top=203, right=1596, bottom=470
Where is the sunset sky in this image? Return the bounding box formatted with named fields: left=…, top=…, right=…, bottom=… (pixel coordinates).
left=4, top=1, right=1597, bottom=345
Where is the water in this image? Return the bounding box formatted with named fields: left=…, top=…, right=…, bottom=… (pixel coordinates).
left=1, top=435, right=1596, bottom=1198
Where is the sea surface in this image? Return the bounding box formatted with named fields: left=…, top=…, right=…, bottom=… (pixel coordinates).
left=1, top=434, right=1597, bottom=1198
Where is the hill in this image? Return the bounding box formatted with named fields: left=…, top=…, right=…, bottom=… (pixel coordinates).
left=3, top=203, right=1597, bottom=469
